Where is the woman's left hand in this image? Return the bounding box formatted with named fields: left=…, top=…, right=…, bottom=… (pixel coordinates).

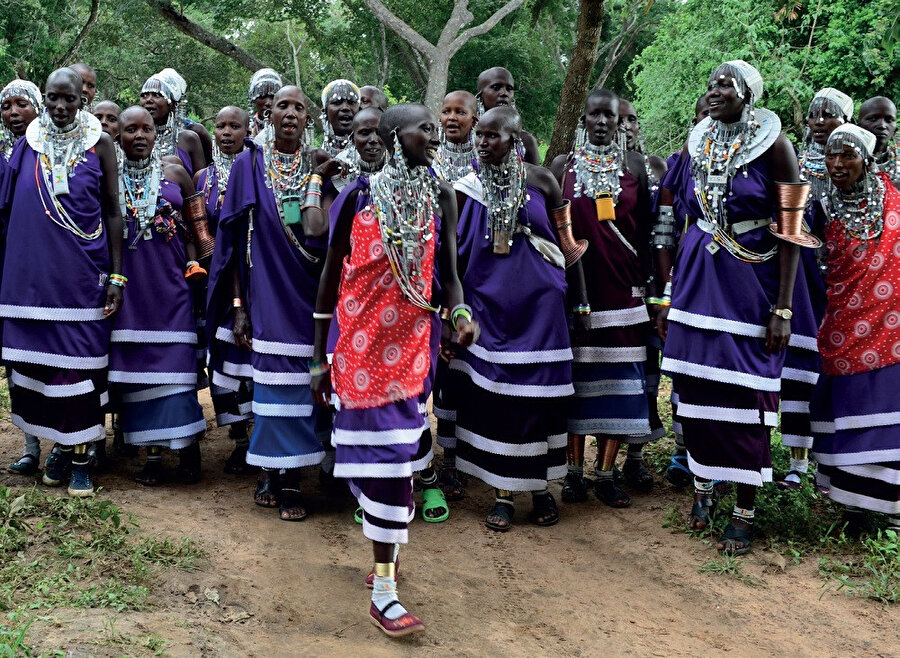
left=765, top=315, right=791, bottom=353
left=104, top=285, right=123, bottom=317
left=455, top=318, right=477, bottom=348
left=315, top=158, right=348, bottom=179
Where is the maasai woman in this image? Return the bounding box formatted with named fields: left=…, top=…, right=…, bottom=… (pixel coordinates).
left=430, top=89, right=478, bottom=501
left=619, top=97, right=668, bottom=490
left=311, top=103, right=475, bottom=636
left=139, top=71, right=204, bottom=176
left=359, top=86, right=388, bottom=112
left=549, top=89, right=653, bottom=507
left=248, top=68, right=283, bottom=138
left=655, top=94, right=709, bottom=489
left=70, top=63, right=96, bottom=109
left=0, top=67, right=123, bottom=496
left=93, top=101, right=120, bottom=139
left=110, top=106, right=206, bottom=485
left=475, top=67, right=540, bottom=165
left=658, top=60, right=812, bottom=554
left=453, top=106, right=587, bottom=531
left=858, top=97, right=899, bottom=186
left=332, top=108, right=385, bottom=193
left=776, top=88, right=853, bottom=490
left=810, top=124, right=900, bottom=530
left=207, top=85, right=340, bottom=521
left=320, top=79, right=360, bottom=157
left=1, top=79, right=44, bottom=476
left=195, top=106, right=252, bottom=474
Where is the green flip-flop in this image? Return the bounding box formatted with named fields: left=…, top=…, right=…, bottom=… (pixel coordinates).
left=421, top=487, right=450, bottom=523
left=354, top=506, right=363, bottom=524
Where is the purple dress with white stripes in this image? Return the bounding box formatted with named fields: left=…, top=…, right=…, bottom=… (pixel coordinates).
left=109, top=178, right=205, bottom=449
left=453, top=185, right=571, bottom=492
left=0, top=140, right=110, bottom=445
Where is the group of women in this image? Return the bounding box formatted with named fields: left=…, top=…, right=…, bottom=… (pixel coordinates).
left=0, top=56, right=897, bottom=636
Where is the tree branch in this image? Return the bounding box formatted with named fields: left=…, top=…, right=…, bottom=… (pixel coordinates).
left=449, top=0, right=525, bottom=53
left=358, top=0, right=436, bottom=59
left=145, top=0, right=267, bottom=71
left=60, top=0, right=100, bottom=66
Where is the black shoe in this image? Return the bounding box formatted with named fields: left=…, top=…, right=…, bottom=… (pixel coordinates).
left=68, top=461, right=95, bottom=497
left=43, top=447, right=72, bottom=486
left=561, top=472, right=589, bottom=503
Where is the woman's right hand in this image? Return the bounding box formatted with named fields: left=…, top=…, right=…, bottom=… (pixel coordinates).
left=311, top=371, right=332, bottom=408
left=233, top=307, right=252, bottom=350
left=656, top=306, right=669, bottom=342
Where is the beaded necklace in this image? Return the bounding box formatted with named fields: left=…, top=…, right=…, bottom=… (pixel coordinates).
left=335, top=146, right=386, bottom=190
left=205, top=146, right=238, bottom=208
left=571, top=141, right=622, bottom=202
left=799, top=141, right=829, bottom=200
left=824, top=173, right=885, bottom=242
left=261, top=134, right=319, bottom=261
left=120, top=155, right=162, bottom=248
left=479, top=145, right=528, bottom=252
left=873, top=145, right=900, bottom=185
left=322, top=132, right=350, bottom=157
left=433, top=136, right=476, bottom=183
left=153, top=114, right=178, bottom=159
left=370, top=160, right=437, bottom=311
left=1, top=128, right=14, bottom=160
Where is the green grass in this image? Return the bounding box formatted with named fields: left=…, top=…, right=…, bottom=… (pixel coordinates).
left=0, top=485, right=204, bottom=655
left=698, top=555, right=766, bottom=588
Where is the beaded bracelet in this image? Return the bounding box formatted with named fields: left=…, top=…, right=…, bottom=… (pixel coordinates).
left=109, top=273, right=127, bottom=288
left=233, top=297, right=243, bottom=308
left=309, top=359, right=330, bottom=377
left=573, top=303, right=591, bottom=316
left=647, top=296, right=671, bottom=307
left=663, top=281, right=672, bottom=297
left=451, top=304, right=473, bottom=326
left=312, top=312, right=334, bottom=320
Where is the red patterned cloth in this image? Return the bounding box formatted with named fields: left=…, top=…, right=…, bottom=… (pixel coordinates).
left=333, top=205, right=435, bottom=408
left=819, top=173, right=900, bottom=375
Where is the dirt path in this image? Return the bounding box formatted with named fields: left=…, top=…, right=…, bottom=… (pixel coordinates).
left=1, top=391, right=896, bottom=657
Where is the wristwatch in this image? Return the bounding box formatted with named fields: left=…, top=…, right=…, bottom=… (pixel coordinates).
left=772, top=308, right=793, bottom=320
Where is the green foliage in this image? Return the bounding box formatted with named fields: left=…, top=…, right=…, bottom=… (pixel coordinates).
left=698, top=555, right=766, bottom=587
left=822, top=530, right=900, bottom=603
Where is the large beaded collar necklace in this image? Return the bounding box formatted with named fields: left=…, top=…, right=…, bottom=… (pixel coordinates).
left=120, top=154, right=162, bottom=247
left=824, top=172, right=885, bottom=242
left=334, top=145, right=386, bottom=191
left=479, top=143, right=528, bottom=255
left=370, top=157, right=437, bottom=311
left=433, top=136, right=476, bottom=184
left=571, top=140, right=622, bottom=203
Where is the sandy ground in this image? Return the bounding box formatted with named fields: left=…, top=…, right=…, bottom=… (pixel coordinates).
left=1, top=390, right=897, bottom=657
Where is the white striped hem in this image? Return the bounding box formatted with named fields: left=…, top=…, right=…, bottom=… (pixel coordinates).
left=252, top=338, right=314, bottom=357
left=100, top=390, right=109, bottom=406
left=450, top=359, right=574, bottom=398
left=781, top=400, right=810, bottom=414
left=126, top=419, right=207, bottom=442
left=411, top=447, right=434, bottom=473
left=252, top=369, right=311, bottom=386
left=467, top=343, right=572, bottom=365
left=212, top=371, right=241, bottom=392
left=0, top=304, right=106, bottom=322
left=362, top=519, right=408, bottom=545
left=432, top=407, right=457, bottom=421
left=840, top=463, right=900, bottom=485
left=436, top=433, right=457, bottom=449
left=668, top=308, right=764, bottom=339
left=456, top=458, right=547, bottom=492
left=677, top=402, right=777, bottom=426
left=548, top=433, right=567, bottom=450
left=246, top=450, right=324, bottom=469
left=589, top=306, right=649, bottom=329
left=223, top=361, right=253, bottom=378
left=216, top=412, right=252, bottom=426
left=357, top=489, right=415, bottom=523
left=9, top=370, right=94, bottom=398
left=215, top=326, right=237, bottom=344
left=457, top=427, right=549, bottom=457
left=567, top=418, right=652, bottom=435
left=686, top=451, right=772, bottom=487
left=835, top=411, right=900, bottom=431
left=811, top=420, right=835, bottom=435
left=781, top=367, right=820, bottom=385
left=3, top=347, right=108, bottom=370
left=334, top=462, right=414, bottom=479
left=573, top=379, right=645, bottom=397
left=108, top=371, right=197, bottom=385
left=825, top=484, right=900, bottom=515
left=126, top=435, right=195, bottom=450
left=547, top=464, right=568, bottom=481
left=788, top=334, right=819, bottom=351
left=814, top=448, right=900, bottom=466
left=332, top=422, right=427, bottom=447
left=111, top=329, right=197, bottom=344
left=251, top=402, right=314, bottom=418
left=121, top=385, right=195, bottom=403
left=573, top=346, right=647, bottom=364
left=11, top=415, right=104, bottom=446
left=781, top=433, right=813, bottom=449
left=661, top=357, right=781, bottom=392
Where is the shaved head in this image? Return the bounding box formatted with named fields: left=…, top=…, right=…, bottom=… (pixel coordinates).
left=359, top=85, right=388, bottom=112
left=444, top=90, right=477, bottom=114
left=217, top=105, right=250, bottom=129
left=273, top=85, right=308, bottom=106
left=94, top=100, right=120, bottom=114
left=478, top=106, right=521, bottom=137
left=377, top=103, right=430, bottom=150
left=353, top=106, right=383, bottom=130
left=477, top=67, right=513, bottom=92
left=47, top=67, right=81, bottom=92
left=585, top=88, right=618, bottom=113
left=119, top=105, right=153, bottom=125
left=859, top=96, right=896, bottom=117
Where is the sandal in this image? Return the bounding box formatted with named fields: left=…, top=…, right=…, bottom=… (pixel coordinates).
left=421, top=487, right=449, bottom=523
left=775, top=469, right=804, bottom=490
left=689, top=493, right=718, bottom=531
left=369, top=600, right=425, bottom=637
left=717, top=521, right=753, bottom=555
left=529, top=492, right=560, bottom=527
left=561, top=472, right=588, bottom=503
left=485, top=500, right=514, bottom=532
left=665, top=453, right=692, bottom=488
left=8, top=454, right=39, bottom=476
left=354, top=505, right=364, bottom=524
left=177, top=443, right=202, bottom=484
left=623, top=459, right=654, bottom=492
left=594, top=478, right=631, bottom=508
left=438, top=466, right=464, bottom=501
left=134, top=459, right=165, bottom=487
left=223, top=445, right=249, bottom=475
left=279, top=487, right=308, bottom=521
left=254, top=470, right=280, bottom=508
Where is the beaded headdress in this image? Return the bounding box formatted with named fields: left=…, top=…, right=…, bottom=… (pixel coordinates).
left=714, top=60, right=763, bottom=104
left=810, top=88, right=854, bottom=121
left=826, top=124, right=876, bottom=160
left=249, top=69, right=283, bottom=103
left=1, top=80, right=43, bottom=157
left=320, top=79, right=360, bottom=155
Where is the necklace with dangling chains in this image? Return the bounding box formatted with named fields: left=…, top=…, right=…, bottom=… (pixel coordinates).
left=824, top=173, right=885, bottom=243
left=153, top=114, right=178, bottom=159
left=873, top=144, right=900, bottom=184
left=323, top=132, right=350, bottom=157
left=120, top=155, right=162, bottom=248
left=479, top=146, right=528, bottom=250
left=206, top=147, right=238, bottom=207
left=434, top=136, right=476, bottom=183
left=370, top=162, right=437, bottom=311
left=799, top=141, right=829, bottom=200
left=571, top=141, right=622, bottom=202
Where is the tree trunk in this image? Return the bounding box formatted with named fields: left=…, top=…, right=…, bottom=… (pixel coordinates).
left=145, top=0, right=267, bottom=72
left=59, top=0, right=100, bottom=66
left=544, top=0, right=605, bottom=165
left=424, top=55, right=451, bottom=113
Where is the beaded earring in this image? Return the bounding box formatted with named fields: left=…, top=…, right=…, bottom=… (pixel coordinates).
left=304, top=116, right=315, bottom=146
left=476, top=97, right=486, bottom=118
left=391, top=128, right=409, bottom=177
left=574, top=117, right=587, bottom=151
